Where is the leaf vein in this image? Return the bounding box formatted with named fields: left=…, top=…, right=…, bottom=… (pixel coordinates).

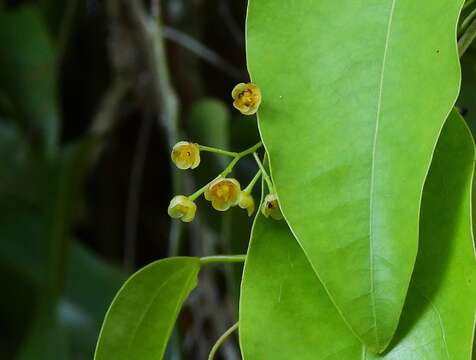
left=369, top=0, right=397, bottom=349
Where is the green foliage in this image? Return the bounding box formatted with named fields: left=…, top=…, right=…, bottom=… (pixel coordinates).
left=0, top=7, right=120, bottom=358
left=0, top=6, right=59, bottom=154
left=246, top=0, right=465, bottom=352
left=94, top=257, right=200, bottom=360
left=1, top=0, right=476, bottom=359
left=240, top=111, right=476, bottom=359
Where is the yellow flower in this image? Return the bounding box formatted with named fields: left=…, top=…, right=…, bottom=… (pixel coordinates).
left=205, top=178, right=241, bottom=211
left=238, top=191, right=255, bottom=217
left=261, top=193, right=283, bottom=220
left=231, top=82, right=261, bottom=115
left=171, top=141, right=200, bottom=170
left=168, top=195, right=197, bottom=222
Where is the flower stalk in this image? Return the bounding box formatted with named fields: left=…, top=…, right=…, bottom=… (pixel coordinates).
left=252, top=152, right=274, bottom=193
left=200, top=255, right=246, bottom=265
left=189, top=141, right=262, bottom=201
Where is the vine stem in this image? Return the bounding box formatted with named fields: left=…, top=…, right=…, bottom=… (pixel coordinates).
left=198, top=144, right=238, bottom=157
left=57, top=0, right=80, bottom=63
left=207, top=322, right=239, bottom=360
left=189, top=142, right=262, bottom=200
left=459, top=6, right=476, bottom=36
left=459, top=16, right=476, bottom=57
left=200, top=255, right=246, bottom=265
left=253, top=152, right=274, bottom=193
left=464, top=0, right=476, bottom=10
left=244, top=169, right=262, bottom=193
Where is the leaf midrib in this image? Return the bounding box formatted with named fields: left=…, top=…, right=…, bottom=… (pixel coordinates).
left=368, top=0, right=397, bottom=349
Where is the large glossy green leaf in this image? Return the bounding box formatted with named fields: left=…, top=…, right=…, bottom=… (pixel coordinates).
left=246, top=0, right=464, bottom=352
left=94, top=257, right=200, bottom=360
left=239, top=111, right=476, bottom=359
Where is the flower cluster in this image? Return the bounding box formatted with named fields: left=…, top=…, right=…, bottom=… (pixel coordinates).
left=167, top=83, right=282, bottom=223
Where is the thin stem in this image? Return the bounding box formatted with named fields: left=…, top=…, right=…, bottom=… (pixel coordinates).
left=162, top=26, right=245, bottom=79
left=208, top=322, right=239, bottom=360
left=459, top=6, right=476, bottom=36
left=244, top=169, right=262, bottom=193
left=198, top=145, right=238, bottom=157
left=200, top=255, right=246, bottom=265
left=253, top=153, right=274, bottom=193
left=464, top=0, right=476, bottom=10
left=238, top=141, right=263, bottom=157
left=124, top=113, right=153, bottom=271
left=57, top=0, right=80, bottom=63
left=458, top=17, right=476, bottom=57
left=188, top=142, right=262, bottom=201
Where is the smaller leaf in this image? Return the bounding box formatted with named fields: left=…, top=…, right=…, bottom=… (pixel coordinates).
left=94, top=257, right=200, bottom=360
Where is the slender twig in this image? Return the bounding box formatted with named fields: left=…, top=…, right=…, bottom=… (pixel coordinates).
left=125, top=0, right=182, bottom=256
left=162, top=26, right=245, bottom=79
left=458, top=17, right=476, bottom=57
left=124, top=114, right=154, bottom=270
left=189, top=142, right=262, bottom=201
left=253, top=153, right=274, bottom=193
left=200, top=255, right=246, bottom=265
left=459, top=7, right=476, bottom=36
left=463, top=0, right=476, bottom=11
left=56, top=0, right=80, bottom=62
left=208, top=322, right=239, bottom=360
left=219, top=0, right=245, bottom=46
left=90, top=79, right=129, bottom=138
left=88, top=79, right=130, bottom=166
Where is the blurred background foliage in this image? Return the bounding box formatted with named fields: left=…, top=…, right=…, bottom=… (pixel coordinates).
left=1, top=0, right=476, bottom=359
left=0, top=0, right=259, bottom=359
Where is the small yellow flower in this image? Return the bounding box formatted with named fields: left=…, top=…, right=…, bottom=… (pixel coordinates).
left=231, top=82, right=261, bottom=115
left=171, top=141, right=200, bottom=170
left=261, top=193, right=283, bottom=220
left=238, top=191, right=255, bottom=217
left=205, top=177, right=241, bottom=211
left=168, top=195, right=197, bottom=222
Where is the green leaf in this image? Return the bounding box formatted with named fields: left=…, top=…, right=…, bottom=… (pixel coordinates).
left=246, top=0, right=464, bottom=352
left=239, top=111, right=476, bottom=359
left=94, top=257, right=200, bottom=360
left=0, top=6, right=59, bottom=154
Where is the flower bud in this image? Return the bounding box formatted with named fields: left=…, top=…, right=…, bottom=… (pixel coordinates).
left=168, top=195, right=197, bottom=222
left=231, top=83, right=261, bottom=115
left=238, top=191, right=255, bottom=217
left=261, top=193, right=283, bottom=220
left=205, top=177, right=241, bottom=211
left=171, top=141, right=200, bottom=170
